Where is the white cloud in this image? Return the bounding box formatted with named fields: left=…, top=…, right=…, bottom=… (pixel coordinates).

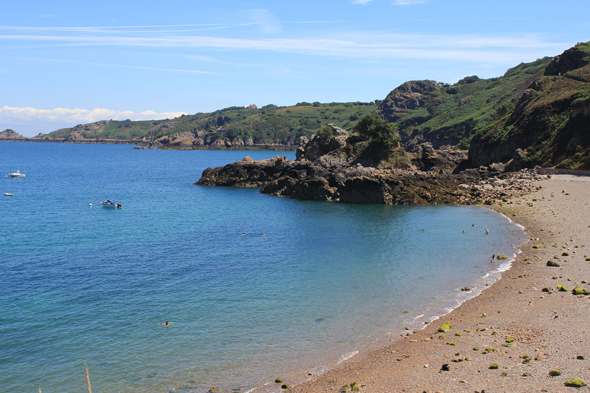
left=352, top=0, right=373, bottom=5
left=0, top=105, right=185, bottom=125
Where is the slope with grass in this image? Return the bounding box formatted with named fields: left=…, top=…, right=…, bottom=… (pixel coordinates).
left=37, top=102, right=378, bottom=149
left=377, top=59, right=551, bottom=149
left=469, top=42, right=590, bottom=169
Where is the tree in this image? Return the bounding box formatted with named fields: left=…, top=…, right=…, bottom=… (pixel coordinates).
left=353, top=113, right=399, bottom=150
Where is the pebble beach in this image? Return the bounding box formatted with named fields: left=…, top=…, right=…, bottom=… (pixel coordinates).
left=287, top=174, right=590, bottom=393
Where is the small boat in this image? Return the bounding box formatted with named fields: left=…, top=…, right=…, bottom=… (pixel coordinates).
left=99, top=200, right=122, bottom=209
left=9, top=171, right=26, bottom=178
left=4, top=193, right=14, bottom=196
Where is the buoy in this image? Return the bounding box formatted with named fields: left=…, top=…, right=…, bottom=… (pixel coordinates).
left=89, top=203, right=92, bottom=207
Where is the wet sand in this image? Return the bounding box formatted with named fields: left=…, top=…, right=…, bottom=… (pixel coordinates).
left=286, top=174, right=590, bottom=392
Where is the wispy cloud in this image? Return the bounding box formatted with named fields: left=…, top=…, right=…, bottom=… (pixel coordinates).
left=352, top=0, right=373, bottom=5
left=13, top=56, right=222, bottom=74
left=392, top=0, right=429, bottom=5
left=0, top=105, right=186, bottom=125
left=0, top=32, right=567, bottom=64
left=249, top=9, right=282, bottom=34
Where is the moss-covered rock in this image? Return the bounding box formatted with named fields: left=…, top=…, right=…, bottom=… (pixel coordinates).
left=275, top=378, right=284, bottom=383
left=490, top=363, right=499, bottom=369
left=564, top=378, right=586, bottom=387
left=557, top=285, right=568, bottom=292
left=438, top=322, right=452, bottom=332
left=549, top=369, right=562, bottom=376
left=572, top=286, right=584, bottom=295
left=497, top=255, right=508, bottom=260
left=547, top=261, right=561, bottom=267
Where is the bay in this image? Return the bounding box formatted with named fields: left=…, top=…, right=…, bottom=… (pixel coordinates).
left=0, top=142, right=526, bottom=392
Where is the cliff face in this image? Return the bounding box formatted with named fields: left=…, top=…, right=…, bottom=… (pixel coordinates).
left=469, top=42, right=590, bottom=170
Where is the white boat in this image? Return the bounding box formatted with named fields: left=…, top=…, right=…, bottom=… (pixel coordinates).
left=100, top=200, right=122, bottom=209
left=9, top=171, right=26, bottom=178
left=4, top=193, right=14, bottom=196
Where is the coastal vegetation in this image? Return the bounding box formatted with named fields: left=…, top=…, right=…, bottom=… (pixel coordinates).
left=37, top=101, right=378, bottom=147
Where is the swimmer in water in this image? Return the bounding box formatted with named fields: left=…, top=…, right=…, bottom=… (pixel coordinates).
left=161, top=321, right=169, bottom=326
left=485, top=228, right=489, bottom=235
left=491, top=254, right=496, bottom=263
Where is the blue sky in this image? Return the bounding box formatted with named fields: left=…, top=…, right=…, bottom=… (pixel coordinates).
left=1, top=0, right=588, bottom=137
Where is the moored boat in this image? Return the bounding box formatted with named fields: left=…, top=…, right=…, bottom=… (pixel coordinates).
left=9, top=171, right=25, bottom=178
left=100, top=200, right=122, bottom=208
left=4, top=193, right=14, bottom=196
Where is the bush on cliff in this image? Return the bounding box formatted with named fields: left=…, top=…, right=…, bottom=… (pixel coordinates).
left=353, top=114, right=401, bottom=163
left=354, top=114, right=400, bottom=148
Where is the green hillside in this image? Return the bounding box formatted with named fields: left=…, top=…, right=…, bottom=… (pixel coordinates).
left=469, top=42, right=590, bottom=169
left=40, top=101, right=378, bottom=146
left=377, top=58, right=551, bottom=149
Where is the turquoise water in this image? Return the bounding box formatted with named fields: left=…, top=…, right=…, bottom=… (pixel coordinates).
left=0, top=142, right=526, bottom=393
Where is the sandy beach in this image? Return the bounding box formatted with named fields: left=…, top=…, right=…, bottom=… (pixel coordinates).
left=285, top=174, right=590, bottom=392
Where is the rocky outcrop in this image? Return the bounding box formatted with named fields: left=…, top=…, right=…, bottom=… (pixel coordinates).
left=0, top=129, right=26, bottom=139
left=296, top=124, right=350, bottom=162
left=544, top=47, right=588, bottom=76
left=406, top=142, right=468, bottom=174
left=377, top=80, right=444, bottom=123
left=66, top=131, right=85, bottom=140
left=196, top=156, right=541, bottom=205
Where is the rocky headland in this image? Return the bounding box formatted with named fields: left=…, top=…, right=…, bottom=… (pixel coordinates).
left=196, top=124, right=542, bottom=206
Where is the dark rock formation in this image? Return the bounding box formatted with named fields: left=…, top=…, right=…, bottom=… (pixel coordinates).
left=545, top=47, right=588, bottom=76
left=296, top=124, right=350, bottom=162
left=197, top=155, right=541, bottom=205
left=406, top=142, right=468, bottom=174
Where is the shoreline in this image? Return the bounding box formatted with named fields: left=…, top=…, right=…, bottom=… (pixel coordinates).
left=235, top=206, right=527, bottom=393
left=282, top=174, right=590, bottom=392
left=0, top=138, right=298, bottom=151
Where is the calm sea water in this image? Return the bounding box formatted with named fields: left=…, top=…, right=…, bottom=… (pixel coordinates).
left=0, top=142, right=526, bottom=393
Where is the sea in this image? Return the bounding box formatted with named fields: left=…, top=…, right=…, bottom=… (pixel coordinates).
left=0, top=142, right=527, bottom=393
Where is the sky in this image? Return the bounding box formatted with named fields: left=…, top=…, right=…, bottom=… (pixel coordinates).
left=1, top=0, right=588, bottom=137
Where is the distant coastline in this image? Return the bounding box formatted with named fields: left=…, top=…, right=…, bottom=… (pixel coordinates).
left=0, top=138, right=298, bottom=151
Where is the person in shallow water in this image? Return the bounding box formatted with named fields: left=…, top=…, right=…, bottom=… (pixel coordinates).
left=161, top=321, right=169, bottom=326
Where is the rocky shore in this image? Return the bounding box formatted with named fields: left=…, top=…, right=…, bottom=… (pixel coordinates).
left=197, top=154, right=542, bottom=205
